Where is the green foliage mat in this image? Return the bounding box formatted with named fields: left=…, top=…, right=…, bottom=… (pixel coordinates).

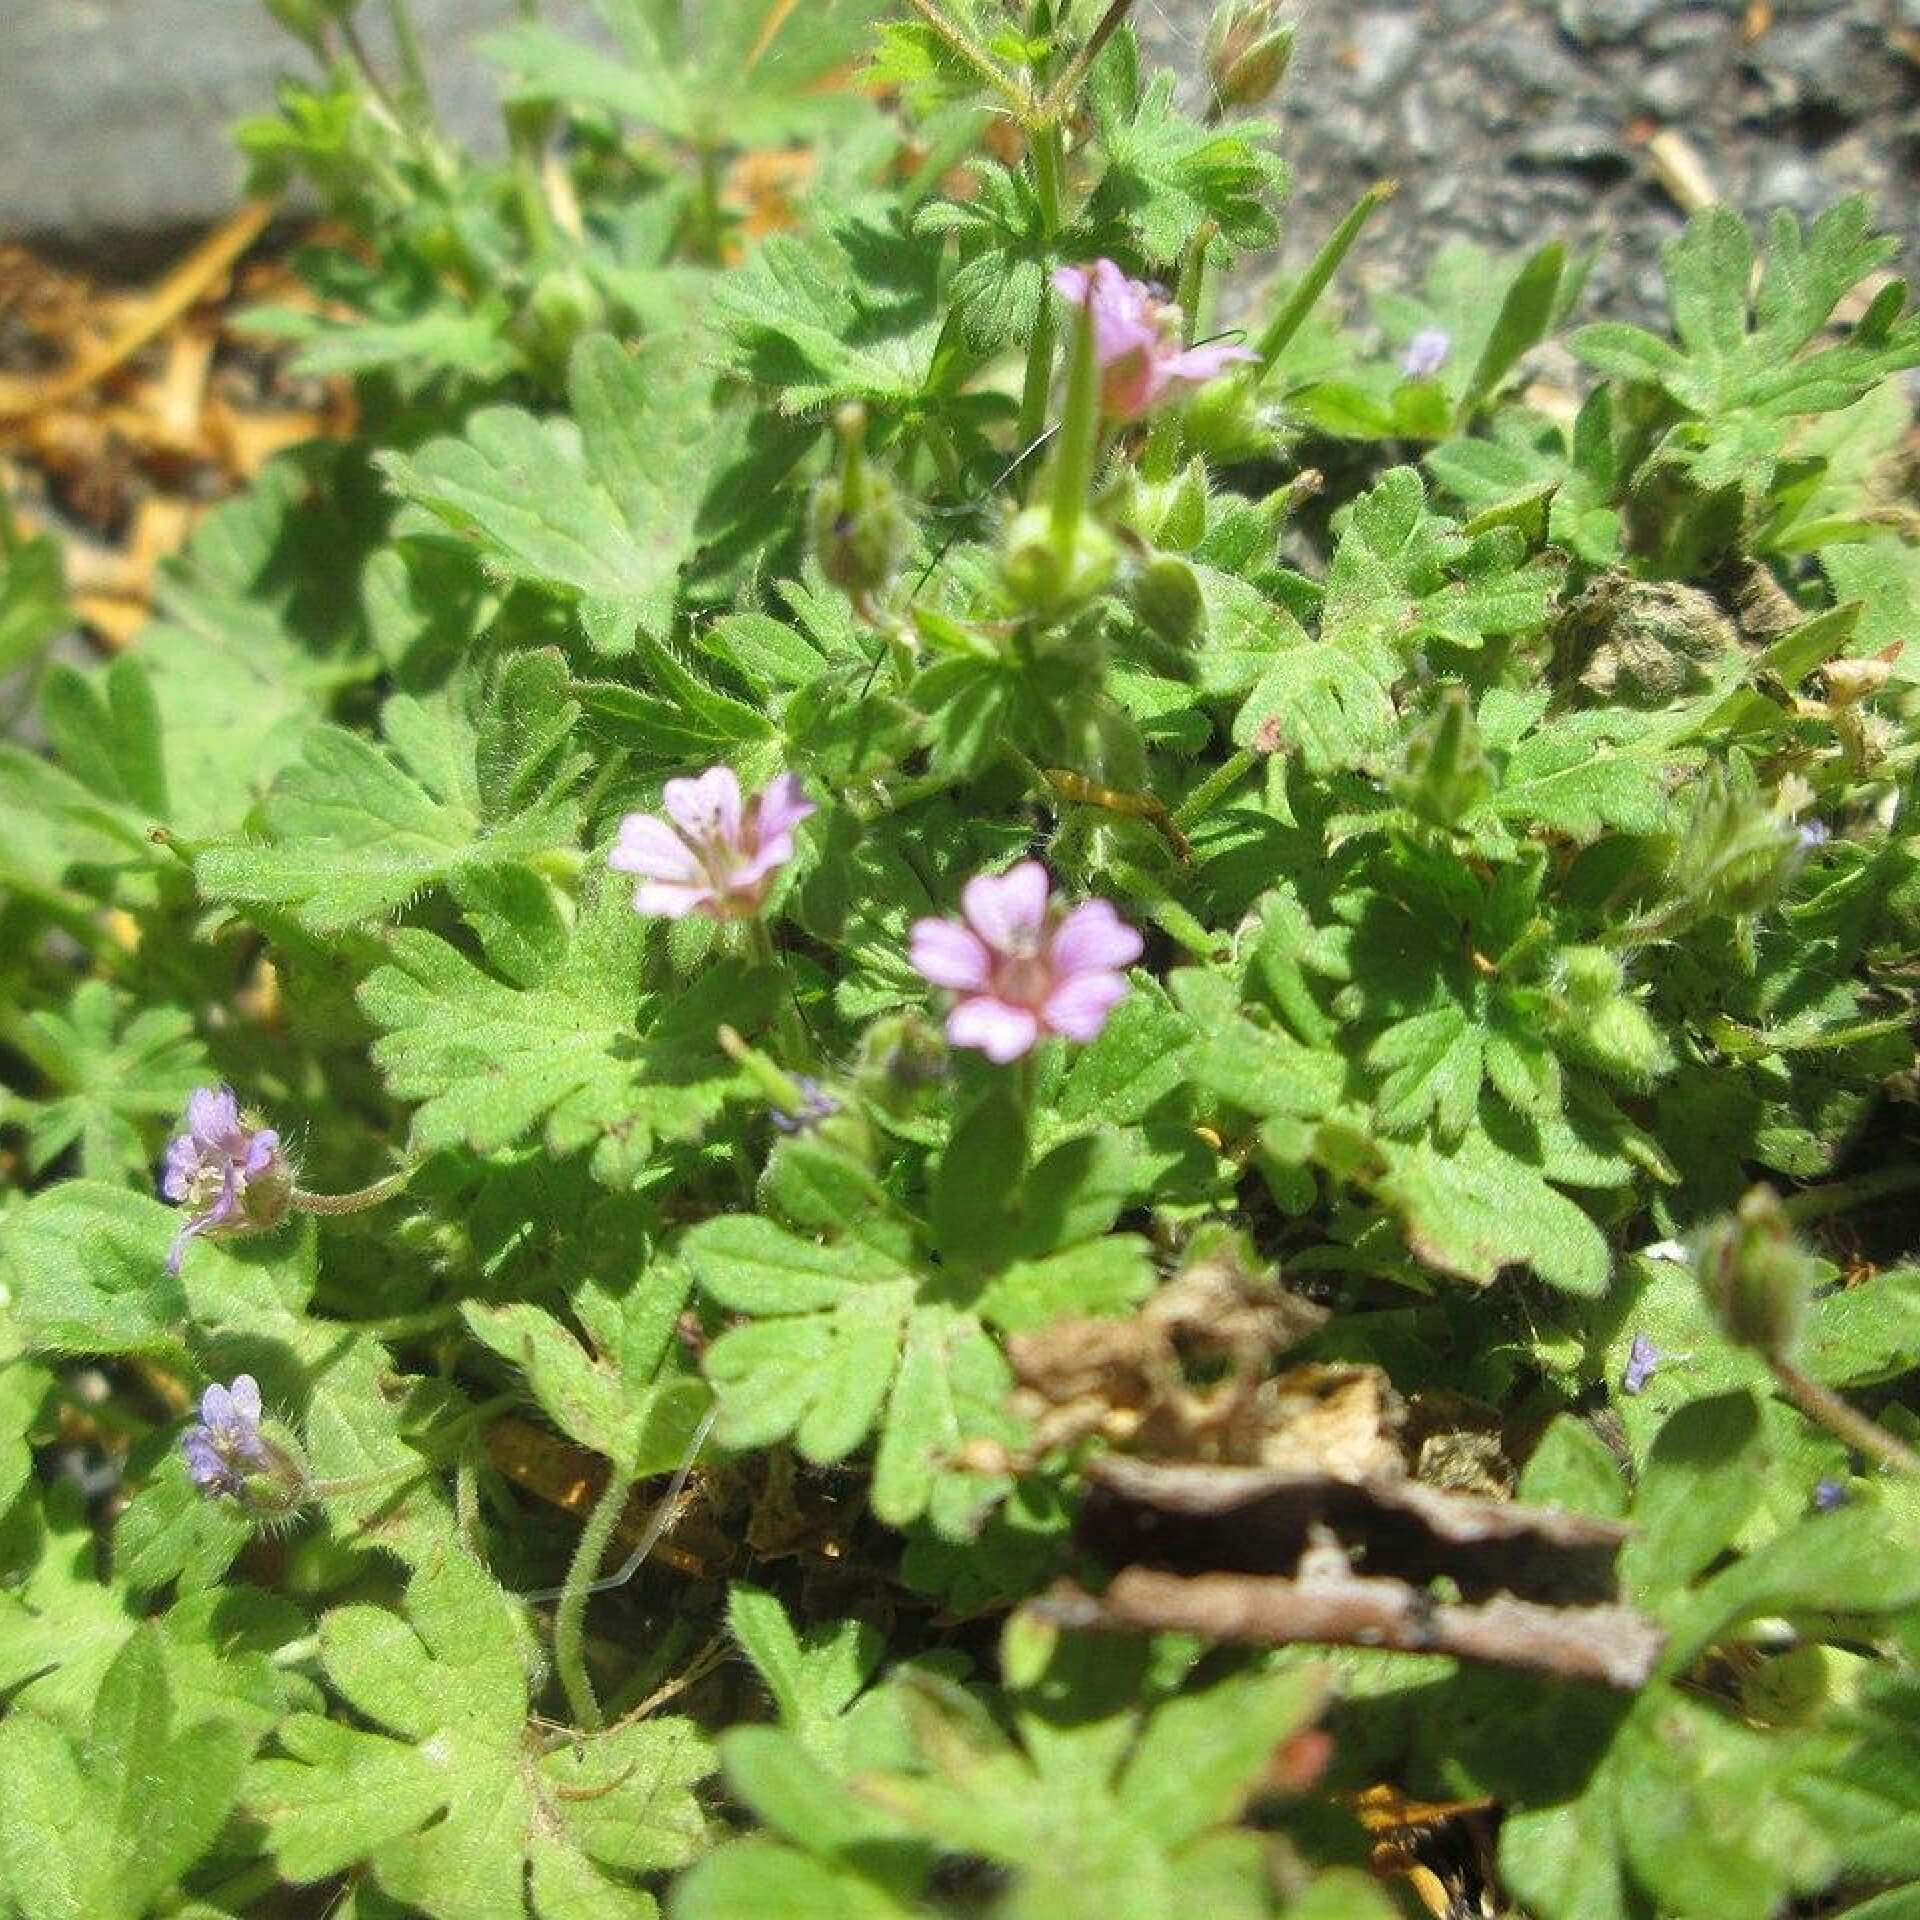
left=3, top=1, right=1920, bottom=1916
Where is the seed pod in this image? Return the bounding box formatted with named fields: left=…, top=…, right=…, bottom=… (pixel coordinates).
left=1694, top=1184, right=1812, bottom=1362
left=1205, top=0, right=1296, bottom=109
left=811, top=405, right=911, bottom=602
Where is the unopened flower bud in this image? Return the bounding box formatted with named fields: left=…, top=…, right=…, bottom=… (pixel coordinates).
left=523, top=267, right=606, bottom=377
left=1132, top=553, right=1205, bottom=646
left=1180, top=369, right=1270, bottom=463
left=1205, top=0, right=1295, bottom=109
left=1694, top=1184, right=1812, bottom=1362
left=811, top=405, right=911, bottom=604
left=855, top=1014, right=947, bottom=1117
left=1559, top=946, right=1624, bottom=1007
left=1001, top=504, right=1118, bottom=616
left=263, top=0, right=333, bottom=50
left=1579, top=994, right=1674, bottom=1087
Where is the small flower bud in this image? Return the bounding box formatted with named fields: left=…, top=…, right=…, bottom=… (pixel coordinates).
left=1559, top=945, right=1624, bottom=1007
left=523, top=266, right=607, bottom=374
left=811, top=405, right=912, bottom=604
left=1661, top=765, right=1805, bottom=927
left=1579, top=994, right=1674, bottom=1087
left=1001, top=503, right=1119, bottom=617
left=1179, top=369, right=1270, bottom=463
left=1205, top=0, right=1295, bottom=109
left=1694, top=1184, right=1812, bottom=1362
left=855, top=1015, right=946, bottom=1116
left=1131, top=552, right=1205, bottom=646
left=262, top=0, right=332, bottom=50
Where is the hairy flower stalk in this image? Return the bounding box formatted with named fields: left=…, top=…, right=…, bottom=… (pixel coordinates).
left=910, top=860, right=1142, bottom=1062
left=610, top=767, right=815, bottom=922
left=162, top=1086, right=411, bottom=1273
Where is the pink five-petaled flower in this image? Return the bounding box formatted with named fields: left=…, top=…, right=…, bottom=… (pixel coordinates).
left=1050, top=259, right=1257, bottom=422
left=909, top=861, right=1143, bottom=1064
left=162, top=1086, right=291, bottom=1275
left=181, top=1374, right=272, bottom=1498
left=610, top=766, right=815, bottom=922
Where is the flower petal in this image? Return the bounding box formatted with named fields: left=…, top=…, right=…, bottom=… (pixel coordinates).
left=960, top=861, right=1051, bottom=954
left=162, top=1135, right=199, bottom=1201
left=909, top=917, right=993, bottom=992
left=632, top=879, right=717, bottom=920
left=200, top=1381, right=234, bottom=1427
left=1167, top=340, right=1258, bottom=384
left=609, top=811, right=703, bottom=883
left=661, top=766, right=743, bottom=845
left=187, top=1086, right=239, bottom=1144
left=1051, top=264, right=1092, bottom=305
left=241, top=1130, right=281, bottom=1179
left=947, top=996, right=1041, bottom=1062
left=229, top=1375, right=263, bottom=1422
left=1041, top=970, right=1130, bottom=1044
left=181, top=1430, right=229, bottom=1489
left=1048, top=898, right=1143, bottom=977
left=751, top=773, right=816, bottom=847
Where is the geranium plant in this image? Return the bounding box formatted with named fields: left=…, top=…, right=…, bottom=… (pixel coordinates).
left=3, top=1, right=1920, bottom=1917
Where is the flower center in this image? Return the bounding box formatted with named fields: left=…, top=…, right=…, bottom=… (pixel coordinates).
left=994, top=951, right=1053, bottom=1008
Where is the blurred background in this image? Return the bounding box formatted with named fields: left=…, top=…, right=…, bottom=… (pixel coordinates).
left=1, top=0, right=1915, bottom=652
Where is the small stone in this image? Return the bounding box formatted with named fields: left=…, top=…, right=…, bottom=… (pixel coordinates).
left=1638, top=60, right=1715, bottom=121
left=1554, top=0, right=1663, bottom=49
left=1750, top=152, right=1830, bottom=222
left=1347, top=11, right=1423, bottom=99
left=1513, top=118, right=1630, bottom=173
left=1644, top=8, right=1731, bottom=56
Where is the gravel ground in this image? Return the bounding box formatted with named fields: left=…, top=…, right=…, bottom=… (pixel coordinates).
left=1139, top=0, right=1920, bottom=329
left=1, top=2, right=1915, bottom=316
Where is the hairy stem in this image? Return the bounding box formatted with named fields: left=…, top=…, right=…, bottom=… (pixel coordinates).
left=291, top=1167, right=413, bottom=1216
left=1771, top=1360, right=1920, bottom=1477
left=554, top=1466, right=631, bottom=1733
left=1782, top=1162, right=1920, bottom=1226
left=905, top=0, right=1032, bottom=114
left=1036, top=0, right=1136, bottom=123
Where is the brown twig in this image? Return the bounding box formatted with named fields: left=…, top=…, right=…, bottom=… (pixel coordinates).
left=1035, top=1565, right=1665, bottom=1689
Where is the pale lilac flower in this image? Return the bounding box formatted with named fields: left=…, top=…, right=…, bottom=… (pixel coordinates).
left=1051, top=260, right=1257, bottom=422
left=1796, top=820, right=1831, bottom=855
left=909, top=861, right=1142, bottom=1063
left=1813, top=1477, right=1848, bottom=1512
left=771, top=1077, right=840, bottom=1135
left=181, top=1374, right=271, bottom=1498
left=610, top=767, right=815, bottom=922
left=1621, top=1332, right=1660, bottom=1396
left=1401, top=327, right=1452, bottom=379
left=162, top=1087, right=290, bottom=1275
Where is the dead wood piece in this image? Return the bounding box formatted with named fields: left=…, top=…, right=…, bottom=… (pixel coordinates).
left=1079, top=1454, right=1631, bottom=1605
left=1038, top=1567, right=1665, bottom=1690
